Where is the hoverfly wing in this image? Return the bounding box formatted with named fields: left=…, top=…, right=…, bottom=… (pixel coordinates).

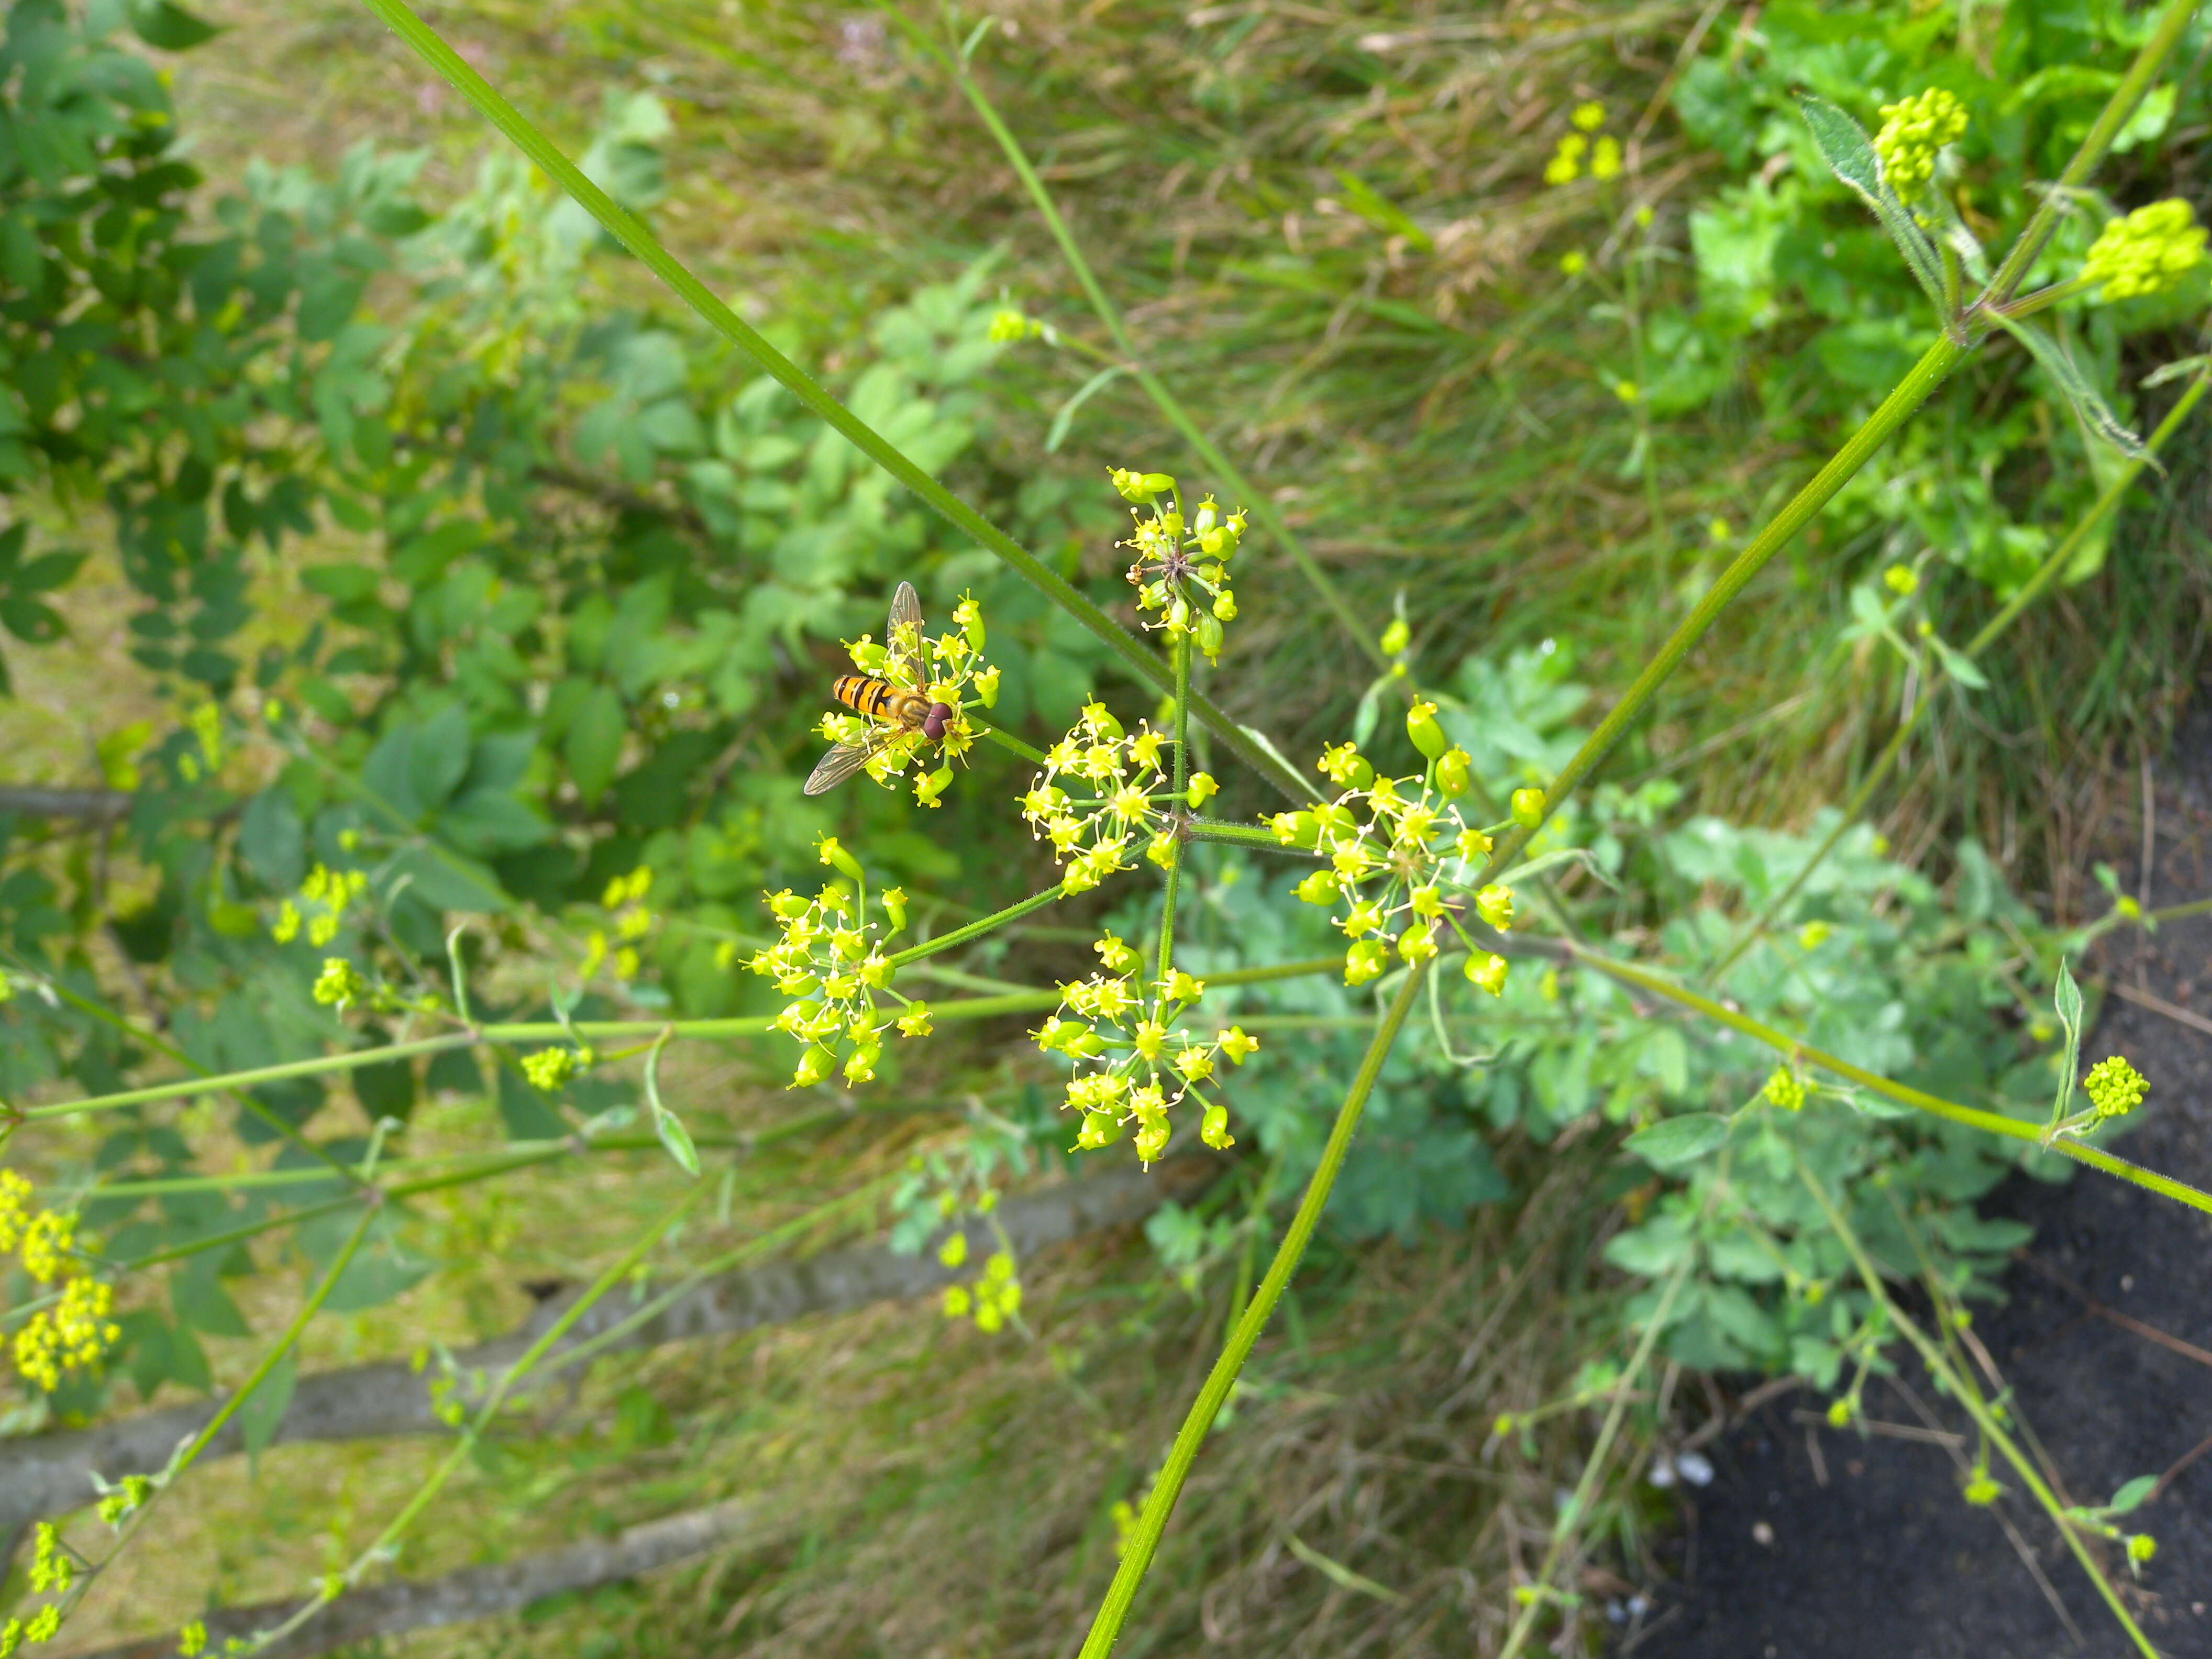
left=803, top=731, right=890, bottom=797
left=887, top=580, right=927, bottom=688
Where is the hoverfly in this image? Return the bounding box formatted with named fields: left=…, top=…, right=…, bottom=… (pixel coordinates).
left=803, top=581, right=958, bottom=797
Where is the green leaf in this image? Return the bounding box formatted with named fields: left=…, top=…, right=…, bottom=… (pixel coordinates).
left=236, top=1349, right=297, bottom=1468
left=1795, top=96, right=1949, bottom=323
left=321, top=1239, right=433, bottom=1312
left=2046, top=957, right=2086, bottom=1133
left=172, top=1257, right=251, bottom=1337
left=1929, top=636, right=1989, bottom=691
left=1623, top=1112, right=1730, bottom=1170
left=2108, top=1474, right=2159, bottom=1514
left=643, top=1034, right=699, bottom=1177
left=1331, top=170, right=1432, bottom=251
left=238, top=787, right=306, bottom=892
left=566, top=684, right=627, bottom=802
left=1987, top=313, right=2150, bottom=464
left=1045, top=366, right=1130, bottom=455
left=409, top=704, right=474, bottom=810
left=127, top=0, right=221, bottom=49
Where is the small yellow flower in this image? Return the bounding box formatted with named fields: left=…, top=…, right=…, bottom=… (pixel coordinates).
left=2082, top=1055, right=2148, bottom=1121
left=938, top=1232, right=968, bottom=1268
left=1559, top=249, right=1588, bottom=276
left=1590, top=136, right=1622, bottom=180
left=1762, top=1066, right=1806, bottom=1111
left=311, top=957, right=368, bottom=1010
left=1465, top=952, right=1508, bottom=996
left=1543, top=132, right=1586, bottom=186
left=1570, top=101, right=1606, bottom=132
left=1883, top=563, right=1918, bottom=597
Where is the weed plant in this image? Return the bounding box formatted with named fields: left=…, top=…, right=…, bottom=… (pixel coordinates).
left=2, top=0, right=2212, bottom=1655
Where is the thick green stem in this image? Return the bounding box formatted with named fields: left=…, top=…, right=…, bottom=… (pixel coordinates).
left=1977, top=0, right=2202, bottom=309
left=1185, top=817, right=1299, bottom=850
left=906, top=13, right=1383, bottom=671
left=1077, top=963, right=1426, bottom=1657
left=353, top=0, right=1307, bottom=802
left=1475, top=334, right=1967, bottom=888
left=1569, top=943, right=2212, bottom=1214
left=1797, top=1160, right=2158, bottom=1658
left=1706, top=364, right=2211, bottom=980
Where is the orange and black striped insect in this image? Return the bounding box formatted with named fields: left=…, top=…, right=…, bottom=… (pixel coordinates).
left=804, top=582, right=956, bottom=797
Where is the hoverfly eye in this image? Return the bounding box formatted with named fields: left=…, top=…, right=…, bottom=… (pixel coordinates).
left=923, top=702, right=954, bottom=741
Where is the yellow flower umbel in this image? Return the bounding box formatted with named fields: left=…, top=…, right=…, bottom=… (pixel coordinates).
left=1274, top=706, right=1518, bottom=993
left=580, top=866, right=656, bottom=983
left=1020, top=702, right=1188, bottom=894
left=1038, top=931, right=1258, bottom=1164
left=1873, top=87, right=1966, bottom=206
left=3, top=1174, right=120, bottom=1394
left=1112, top=468, right=1244, bottom=663
left=272, top=862, right=371, bottom=948
left=2082, top=1055, right=2148, bottom=1122
left=828, top=593, right=998, bottom=806
left=2080, top=199, right=2208, bottom=301
left=749, top=838, right=928, bottom=1087
left=1545, top=102, right=1621, bottom=186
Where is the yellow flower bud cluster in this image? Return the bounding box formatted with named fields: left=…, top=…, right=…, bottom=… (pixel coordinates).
left=3, top=1173, right=120, bottom=1394
left=1021, top=703, right=1203, bottom=893
left=271, top=862, right=371, bottom=948
left=2082, top=1054, right=2148, bottom=1121
left=831, top=594, right=996, bottom=807
left=580, top=866, right=655, bottom=984
left=1272, top=728, right=1513, bottom=994
left=520, top=1044, right=594, bottom=1092
left=1036, top=933, right=1259, bottom=1164
left=310, top=956, right=370, bottom=1011
left=749, top=839, right=928, bottom=1088
left=986, top=307, right=1042, bottom=342
left=941, top=1248, right=1023, bottom=1332
left=1873, top=87, right=1966, bottom=205
left=175, top=701, right=224, bottom=783
left=1544, top=101, right=1621, bottom=186
left=1112, top=469, right=1245, bottom=663
left=2080, top=198, right=2207, bottom=301
left=1761, top=1066, right=1806, bottom=1111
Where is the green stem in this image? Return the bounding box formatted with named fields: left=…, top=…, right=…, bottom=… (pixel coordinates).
left=1077, top=962, right=1427, bottom=1657
left=352, top=0, right=1308, bottom=803
left=1569, top=943, right=2212, bottom=1214
left=1474, top=333, right=1968, bottom=889
left=1797, top=1159, right=2158, bottom=1658
left=64, top=1203, right=379, bottom=1619
left=887, top=884, right=1069, bottom=967
left=1157, top=636, right=1191, bottom=985
left=26, top=960, right=1345, bottom=1120
left=1705, top=364, right=2211, bottom=980
left=7, top=948, right=370, bottom=1191
left=1977, top=0, right=2202, bottom=309
left=904, top=10, right=1383, bottom=671
left=1185, top=817, right=1298, bottom=849
left=965, top=708, right=1051, bottom=768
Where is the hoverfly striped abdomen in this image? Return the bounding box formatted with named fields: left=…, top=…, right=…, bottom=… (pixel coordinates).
left=832, top=674, right=926, bottom=726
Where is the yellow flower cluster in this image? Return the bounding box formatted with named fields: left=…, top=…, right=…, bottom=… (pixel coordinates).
left=521, top=1044, right=594, bottom=1092
left=1274, top=720, right=1514, bottom=992
left=1544, top=101, right=1621, bottom=186
left=580, top=866, right=655, bottom=983
left=1111, top=469, right=1244, bottom=662
left=271, top=863, right=370, bottom=948
left=941, top=1248, right=1024, bottom=1332
left=827, top=593, right=996, bottom=807
left=1873, top=87, right=1966, bottom=204
left=2083, top=1054, right=2148, bottom=1121
left=2081, top=198, right=2207, bottom=301
left=311, top=956, right=369, bottom=1011
left=1020, top=702, right=1214, bottom=894
left=1762, top=1066, right=1806, bottom=1111
left=1035, top=934, right=1258, bottom=1162
left=175, top=701, right=224, bottom=783
left=750, top=837, right=929, bottom=1087
left=3, top=1173, right=119, bottom=1394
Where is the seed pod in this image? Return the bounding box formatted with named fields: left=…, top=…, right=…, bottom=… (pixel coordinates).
left=1195, top=612, right=1225, bottom=658
left=1436, top=747, right=1472, bottom=797
left=1510, top=787, right=1545, bottom=828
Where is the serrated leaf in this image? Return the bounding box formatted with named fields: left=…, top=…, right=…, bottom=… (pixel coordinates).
left=1989, top=313, right=2150, bottom=463
left=1795, top=96, right=1951, bottom=323
left=1623, top=1112, right=1730, bottom=1170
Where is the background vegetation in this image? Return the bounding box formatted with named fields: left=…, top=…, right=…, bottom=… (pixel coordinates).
left=1, top=0, right=2208, bottom=1653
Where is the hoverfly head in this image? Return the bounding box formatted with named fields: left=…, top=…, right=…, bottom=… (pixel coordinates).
left=922, top=702, right=955, bottom=742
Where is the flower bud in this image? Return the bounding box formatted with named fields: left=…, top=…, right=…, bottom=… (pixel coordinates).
left=1212, top=589, right=1237, bottom=620
left=791, top=1046, right=836, bottom=1088
left=1380, top=617, right=1410, bottom=656
left=954, top=595, right=986, bottom=651
left=816, top=834, right=864, bottom=880
left=1510, top=787, right=1545, bottom=828
left=1465, top=952, right=1508, bottom=996
left=1436, top=747, right=1472, bottom=798
left=973, top=665, right=1001, bottom=707
left=1406, top=700, right=1447, bottom=760
left=1295, top=870, right=1341, bottom=906
left=1343, top=938, right=1387, bottom=986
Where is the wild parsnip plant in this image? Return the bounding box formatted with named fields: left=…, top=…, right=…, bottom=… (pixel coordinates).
left=3, top=0, right=2211, bottom=1654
